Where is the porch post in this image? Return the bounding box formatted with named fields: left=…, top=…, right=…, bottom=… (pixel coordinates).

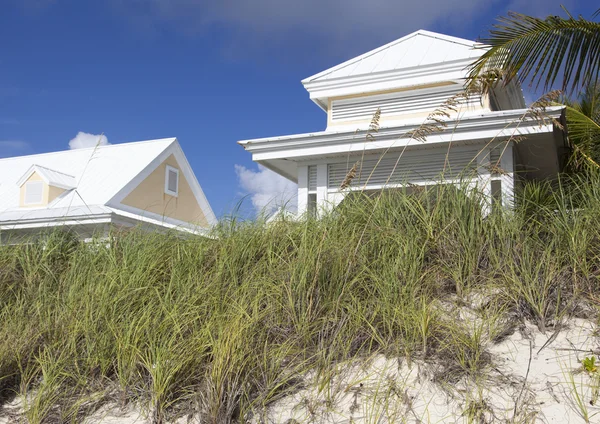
left=328, top=191, right=346, bottom=209
left=297, top=165, right=308, bottom=215
left=500, top=141, right=515, bottom=209
left=477, top=147, right=491, bottom=215
left=316, top=163, right=328, bottom=216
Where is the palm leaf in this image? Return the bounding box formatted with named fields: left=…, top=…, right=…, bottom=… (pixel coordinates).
left=561, top=80, right=600, bottom=169
left=469, top=10, right=600, bottom=93
left=571, top=80, right=600, bottom=121
left=565, top=105, right=600, bottom=154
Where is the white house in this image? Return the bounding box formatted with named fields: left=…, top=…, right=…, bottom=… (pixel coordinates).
left=0, top=138, right=216, bottom=242
left=239, top=30, right=567, bottom=215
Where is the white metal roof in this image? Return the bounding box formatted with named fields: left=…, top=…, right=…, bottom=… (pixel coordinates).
left=0, top=138, right=176, bottom=213
left=303, top=30, right=485, bottom=83
left=302, top=30, right=489, bottom=108
left=0, top=137, right=218, bottom=233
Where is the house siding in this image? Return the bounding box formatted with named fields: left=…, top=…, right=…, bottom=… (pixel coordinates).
left=121, top=154, right=208, bottom=227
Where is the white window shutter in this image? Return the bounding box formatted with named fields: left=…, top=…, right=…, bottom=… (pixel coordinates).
left=24, top=181, right=43, bottom=204
left=308, top=165, right=317, bottom=193
left=328, top=148, right=480, bottom=189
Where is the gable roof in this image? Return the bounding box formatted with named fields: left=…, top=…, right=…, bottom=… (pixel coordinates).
left=0, top=138, right=175, bottom=212
left=303, top=30, right=485, bottom=83
left=0, top=138, right=217, bottom=229
left=302, top=30, right=488, bottom=109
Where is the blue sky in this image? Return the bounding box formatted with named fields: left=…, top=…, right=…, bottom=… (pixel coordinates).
left=1, top=0, right=596, bottom=217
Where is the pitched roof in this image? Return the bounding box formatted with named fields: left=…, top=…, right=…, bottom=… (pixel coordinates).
left=303, top=30, right=486, bottom=84
left=0, top=138, right=176, bottom=213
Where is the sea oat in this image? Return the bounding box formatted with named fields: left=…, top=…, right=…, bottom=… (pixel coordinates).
left=340, top=161, right=361, bottom=190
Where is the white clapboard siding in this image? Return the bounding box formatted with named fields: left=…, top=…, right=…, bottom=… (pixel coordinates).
left=489, top=147, right=501, bottom=164
left=308, top=165, right=317, bottom=192
left=328, top=148, right=480, bottom=189
left=330, top=86, right=481, bottom=123
left=488, top=146, right=505, bottom=176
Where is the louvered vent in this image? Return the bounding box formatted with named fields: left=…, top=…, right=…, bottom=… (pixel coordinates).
left=308, top=166, right=317, bottom=192
left=328, top=149, right=479, bottom=189
left=330, top=86, right=481, bottom=123
left=164, top=165, right=179, bottom=196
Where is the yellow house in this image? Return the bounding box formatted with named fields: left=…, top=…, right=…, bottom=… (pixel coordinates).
left=0, top=138, right=216, bottom=241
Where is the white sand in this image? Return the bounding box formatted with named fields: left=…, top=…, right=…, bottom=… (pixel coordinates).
left=254, top=318, right=600, bottom=424
left=1, top=319, right=598, bottom=423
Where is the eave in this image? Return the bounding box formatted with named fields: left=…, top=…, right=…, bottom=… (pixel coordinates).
left=239, top=107, right=565, bottom=178
left=303, top=59, right=476, bottom=109
left=0, top=207, right=210, bottom=236
left=0, top=212, right=114, bottom=231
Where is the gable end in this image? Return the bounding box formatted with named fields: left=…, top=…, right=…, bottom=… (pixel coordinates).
left=120, top=154, right=209, bottom=227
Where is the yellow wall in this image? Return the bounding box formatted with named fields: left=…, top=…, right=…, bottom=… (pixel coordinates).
left=19, top=172, right=44, bottom=207
left=19, top=172, right=67, bottom=208
left=48, top=185, right=66, bottom=203
left=121, top=154, right=208, bottom=227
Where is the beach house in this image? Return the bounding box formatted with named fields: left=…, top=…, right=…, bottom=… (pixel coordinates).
left=239, top=30, right=567, bottom=215
left=0, top=138, right=216, bottom=242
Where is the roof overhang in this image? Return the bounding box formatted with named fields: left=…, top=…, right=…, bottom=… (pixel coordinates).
left=303, top=59, right=477, bottom=111
left=0, top=208, right=114, bottom=231
left=0, top=205, right=209, bottom=236
left=239, top=107, right=566, bottom=182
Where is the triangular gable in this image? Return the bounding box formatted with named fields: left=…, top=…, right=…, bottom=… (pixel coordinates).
left=303, top=30, right=485, bottom=84
left=108, top=139, right=217, bottom=229
left=16, top=165, right=76, bottom=190
left=301, top=30, right=489, bottom=110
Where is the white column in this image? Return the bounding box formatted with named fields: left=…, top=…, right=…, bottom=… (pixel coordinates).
left=328, top=191, right=346, bottom=209
left=500, top=141, right=515, bottom=209
left=477, top=147, right=491, bottom=216
left=316, top=163, right=328, bottom=216
left=297, top=165, right=308, bottom=216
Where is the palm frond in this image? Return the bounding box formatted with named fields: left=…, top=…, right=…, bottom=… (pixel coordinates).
left=565, top=105, right=600, bottom=151
left=469, top=10, right=600, bottom=93
left=572, top=80, right=600, bottom=120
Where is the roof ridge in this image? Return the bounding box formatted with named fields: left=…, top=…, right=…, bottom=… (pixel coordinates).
left=32, top=164, right=76, bottom=178
left=0, top=137, right=176, bottom=162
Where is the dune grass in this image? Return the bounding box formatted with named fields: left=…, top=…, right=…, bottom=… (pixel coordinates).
left=1, top=173, right=600, bottom=423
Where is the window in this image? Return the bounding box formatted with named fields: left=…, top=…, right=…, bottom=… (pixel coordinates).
left=24, top=181, right=44, bottom=205
left=491, top=179, right=502, bottom=207
left=307, top=193, right=317, bottom=217
left=165, top=165, right=179, bottom=196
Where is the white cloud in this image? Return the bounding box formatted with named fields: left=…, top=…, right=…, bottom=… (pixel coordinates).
left=68, top=132, right=110, bottom=150
left=235, top=164, right=297, bottom=215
